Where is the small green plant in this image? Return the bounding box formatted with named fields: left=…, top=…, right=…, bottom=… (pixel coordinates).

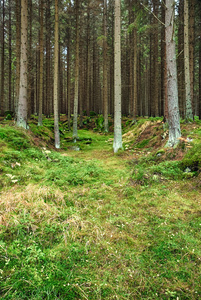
left=5, top=114, right=12, bottom=120
left=95, top=115, right=104, bottom=131
left=136, top=139, right=150, bottom=148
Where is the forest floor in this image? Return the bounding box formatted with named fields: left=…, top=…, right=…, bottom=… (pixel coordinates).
left=0, top=115, right=201, bottom=299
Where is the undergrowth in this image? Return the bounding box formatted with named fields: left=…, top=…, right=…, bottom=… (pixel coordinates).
left=0, top=119, right=201, bottom=299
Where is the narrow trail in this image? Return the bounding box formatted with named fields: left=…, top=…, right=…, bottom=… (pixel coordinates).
left=61, top=135, right=131, bottom=188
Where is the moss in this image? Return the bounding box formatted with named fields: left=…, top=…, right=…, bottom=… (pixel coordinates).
left=180, top=142, right=201, bottom=172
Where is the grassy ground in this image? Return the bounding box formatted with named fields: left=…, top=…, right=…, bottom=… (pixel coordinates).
left=0, top=117, right=201, bottom=299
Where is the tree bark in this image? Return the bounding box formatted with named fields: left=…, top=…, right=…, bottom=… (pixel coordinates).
left=165, top=0, right=181, bottom=147
left=17, top=0, right=28, bottom=128
left=189, top=0, right=195, bottom=114
left=103, top=0, right=108, bottom=131
left=67, top=33, right=71, bottom=130
left=0, top=0, right=5, bottom=116
left=46, top=0, right=51, bottom=117
left=113, top=0, right=123, bottom=153
left=73, top=0, right=80, bottom=139
left=199, top=4, right=201, bottom=119
left=184, top=0, right=193, bottom=120
left=9, top=0, right=12, bottom=111
left=177, top=0, right=185, bottom=118
left=152, top=0, right=159, bottom=116
left=38, top=0, right=44, bottom=126
left=54, top=0, right=60, bottom=148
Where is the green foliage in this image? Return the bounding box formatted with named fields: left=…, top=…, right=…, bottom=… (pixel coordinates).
left=29, top=123, right=54, bottom=142
left=5, top=114, right=12, bottom=120
left=180, top=143, right=201, bottom=172
left=149, top=116, right=163, bottom=122
left=95, top=115, right=104, bottom=131
left=90, top=111, right=97, bottom=117
left=136, top=139, right=150, bottom=148
left=0, top=125, right=31, bottom=150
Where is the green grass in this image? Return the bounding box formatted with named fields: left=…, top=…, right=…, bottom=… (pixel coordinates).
left=0, top=119, right=201, bottom=299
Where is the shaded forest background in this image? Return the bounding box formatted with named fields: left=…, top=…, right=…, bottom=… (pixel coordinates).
left=0, top=0, right=201, bottom=120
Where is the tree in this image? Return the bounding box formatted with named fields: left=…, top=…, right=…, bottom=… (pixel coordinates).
left=133, top=0, right=138, bottom=118
left=189, top=0, right=195, bottom=114
left=54, top=0, right=60, bottom=149
left=184, top=0, right=193, bottom=120
left=199, top=2, right=201, bottom=119
left=45, top=0, right=51, bottom=117
left=15, top=0, right=21, bottom=118
left=113, top=0, right=123, bottom=153
left=0, top=0, right=5, bottom=116
left=38, top=0, right=44, bottom=126
left=17, top=0, right=28, bottom=129
left=165, top=0, right=181, bottom=147
left=103, top=0, right=109, bottom=131
left=8, top=0, right=12, bottom=111
left=72, top=0, right=80, bottom=139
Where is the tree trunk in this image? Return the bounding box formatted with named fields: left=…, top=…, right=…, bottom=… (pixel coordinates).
left=152, top=0, right=159, bottom=116
left=67, top=35, right=71, bottom=130
left=165, top=0, right=181, bottom=147
left=9, top=0, right=12, bottom=111
left=160, top=1, right=165, bottom=117
left=73, top=0, right=80, bottom=139
left=103, top=0, right=108, bottom=131
left=46, top=0, right=51, bottom=117
left=133, top=21, right=137, bottom=118
left=17, top=0, right=28, bottom=128
left=199, top=5, right=201, bottom=119
left=86, top=0, right=90, bottom=116
left=28, top=0, right=33, bottom=118
left=54, top=0, right=60, bottom=148
left=0, top=0, right=5, bottom=116
left=15, top=0, right=21, bottom=118
left=113, top=0, right=123, bottom=153
left=177, top=0, right=185, bottom=118
left=189, top=0, right=195, bottom=114
left=184, top=0, right=193, bottom=120
left=38, top=0, right=44, bottom=126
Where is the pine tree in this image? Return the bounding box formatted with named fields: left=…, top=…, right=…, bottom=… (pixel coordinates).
left=113, top=0, right=123, bottom=153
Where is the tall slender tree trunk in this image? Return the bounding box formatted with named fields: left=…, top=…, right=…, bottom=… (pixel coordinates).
left=128, top=0, right=133, bottom=116
left=73, top=0, right=80, bottom=139
left=38, top=0, right=44, bottom=126
left=46, top=0, right=51, bottom=117
left=28, top=0, right=33, bottom=118
left=165, top=0, right=181, bottom=147
left=199, top=5, right=201, bottom=119
left=67, top=36, right=71, bottom=130
left=189, top=0, right=195, bottom=114
left=184, top=0, right=193, bottom=120
left=9, top=0, right=12, bottom=111
left=86, top=0, right=90, bottom=116
left=17, top=0, right=28, bottom=129
left=15, top=0, right=21, bottom=118
left=161, top=2, right=165, bottom=117
left=54, top=0, right=60, bottom=148
left=133, top=24, right=137, bottom=118
left=177, top=0, right=185, bottom=118
left=103, top=0, right=108, bottom=131
left=0, top=0, right=5, bottom=116
left=152, top=0, right=159, bottom=116
left=113, top=0, right=123, bottom=153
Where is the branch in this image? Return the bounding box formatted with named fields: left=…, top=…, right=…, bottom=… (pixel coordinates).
left=140, top=2, right=165, bottom=26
